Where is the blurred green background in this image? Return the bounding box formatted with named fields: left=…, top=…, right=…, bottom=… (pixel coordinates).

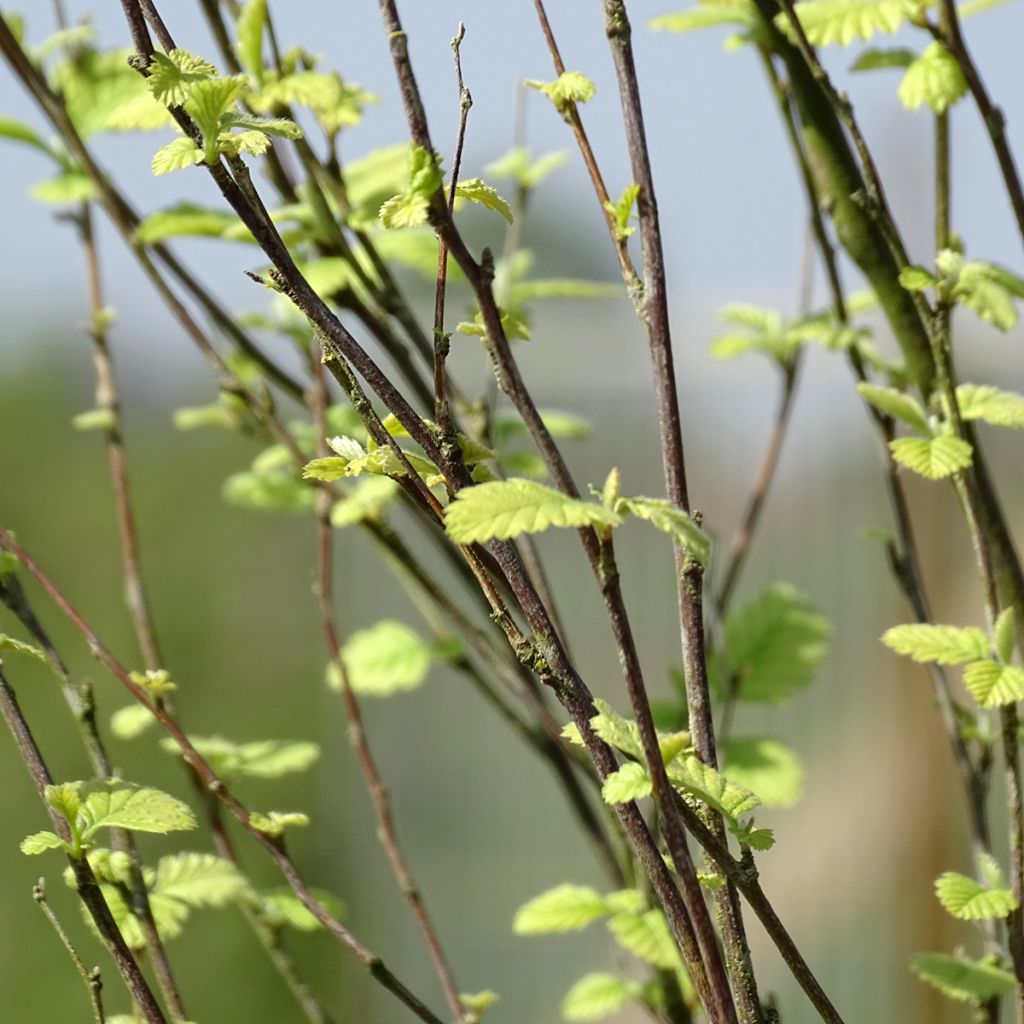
left=2, top=2, right=1024, bottom=1023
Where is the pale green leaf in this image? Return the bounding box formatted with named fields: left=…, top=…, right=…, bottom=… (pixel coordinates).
left=164, top=735, right=320, bottom=780
left=615, top=495, right=711, bottom=566
left=935, top=870, right=1018, bottom=920
left=911, top=952, right=1016, bottom=1003
left=0, top=116, right=51, bottom=155
left=151, top=136, right=204, bottom=176
left=147, top=50, right=217, bottom=106
left=110, top=704, right=156, bottom=740
left=527, top=71, right=597, bottom=111
left=650, top=7, right=757, bottom=33
left=604, top=183, right=640, bottom=241
left=460, top=990, right=500, bottom=1016
left=454, top=178, right=513, bottom=223
left=71, top=408, right=115, bottom=432
left=80, top=784, right=196, bottom=839
left=722, top=736, right=805, bottom=808
left=152, top=852, right=248, bottom=911
left=250, top=810, right=309, bottom=836
left=856, top=383, right=929, bottom=432
left=379, top=193, right=430, bottom=230
left=30, top=172, right=95, bottom=204
left=882, top=623, right=990, bottom=665
left=668, top=755, right=762, bottom=821
left=235, top=0, right=267, bottom=81
left=899, top=265, right=939, bottom=291
left=331, top=477, right=400, bottom=527
left=339, top=620, right=432, bottom=696
left=607, top=909, right=680, bottom=969
left=957, top=384, right=1024, bottom=429
left=135, top=203, right=247, bottom=243
left=890, top=435, right=973, bottom=479
left=720, top=583, right=831, bottom=703
left=781, top=0, right=913, bottom=47
left=898, top=42, right=967, bottom=113
left=513, top=884, right=609, bottom=934
left=256, top=886, right=343, bottom=932
left=561, top=974, right=638, bottom=1022
left=445, top=479, right=620, bottom=544
left=963, top=660, right=1024, bottom=708
left=484, top=146, right=567, bottom=190
left=850, top=46, right=917, bottom=70
left=0, top=634, right=46, bottom=663
left=601, top=762, right=653, bottom=805
left=21, top=831, right=66, bottom=855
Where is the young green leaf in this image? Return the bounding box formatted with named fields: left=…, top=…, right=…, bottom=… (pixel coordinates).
left=882, top=623, right=990, bottom=665
left=722, top=736, right=805, bottom=808
left=935, top=870, right=1018, bottom=920
left=561, top=974, right=639, bottom=1022
left=460, top=991, right=500, bottom=1017
left=147, top=50, right=217, bottom=106
left=513, top=884, right=610, bottom=934
left=526, top=71, right=597, bottom=112
left=20, top=831, right=66, bottom=856
left=30, top=172, right=96, bottom=205
left=337, top=620, right=433, bottom=696
left=780, top=0, right=911, bottom=47
left=615, top=495, right=711, bottom=566
left=330, top=477, right=401, bottom=527
left=454, top=178, right=513, bottom=223
left=250, top=810, right=310, bottom=837
left=601, top=762, right=653, bottom=805
left=994, top=608, right=1016, bottom=665
left=898, top=42, right=968, bottom=113
left=962, top=660, right=1024, bottom=708
left=255, top=886, right=344, bottom=932
left=855, top=383, right=929, bottom=432
left=607, top=909, right=680, bottom=969
left=79, top=783, right=196, bottom=839
left=0, top=634, right=47, bottom=664
left=110, top=704, right=156, bottom=740
left=889, top=436, right=973, bottom=480
left=444, top=479, right=620, bottom=544
left=603, top=183, right=640, bottom=241
left=135, top=203, right=248, bottom=244
left=850, top=46, right=917, bottom=71
left=235, top=0, right=268, bottom=81
left=719, top=583, right=831, bottom=703
left=911, top=952, right=1016, bottom=1003
left=162, top=735, right=320, bottom=781
left=650, top=6, right=757, bottom=35
left=956, top=384, right=1024, bottom=429
left=668, top=755, right=761, bottom=822
left=485, top=146, right=567, bottom=190
left=151, top=136, right=204, bottom=176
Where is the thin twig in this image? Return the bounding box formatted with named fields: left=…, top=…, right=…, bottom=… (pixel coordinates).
left=0, top=664, right=166, bottom=1023
left=33, top=880, right=106, bottom=1024
left=0, top=529, right=447, bottom=1024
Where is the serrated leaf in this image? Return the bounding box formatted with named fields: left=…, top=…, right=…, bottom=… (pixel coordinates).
left=0, top=634, right=46, bottom=663
left=80, top=784, right=196, bottom=839
left=882, top=623, right=990, bottom=665
left=147, top=50, right=217, bottom=106
left=445, top=479, right=620, bottom=544
left=890, top=435, right=973, bottom=479
left=526, top=71, right=597, bottom=112
left=668, top=755, right=762, bottom=820
left=911, top=952, right=1016, bottom=1002
left=615, top=496, right=711, bottom=566
left=45, top=783, right=82, bottom=822
left=720, top=583, right=831, bottom=703
left=338, top=620, right=432, bottom=696
left=513, top=884, right=610, bottom=934
left=781, top=0, right=912, bottom=47
left=153, top=852, right=248, bottom=910
left=379, top=193, right=430, bottom=229
left=20, top=831, right=66, bottom=855
left=164, top=735, right=320, bottom=780
left=454, top=178, right=513, bottom=223
left=601, top=762, right=653, bottom=805
left=899, top=42, right=967, bottom=113
left=722, top=736, right=805, bottom=808
left=957, top=384, right=1024, bottom=429
left=963, top=660, right=1024, bottom=708
left=650, top=6, right=757, bottom=34
left=856, top=383, right=929, bottom=432
left=935, top=870, right=1018, bottom=920
left=562, top=974, right=638, bottom=1022
left=607, top=909, right=680, bottom=969
left=152, top=137, right=204, bottom=175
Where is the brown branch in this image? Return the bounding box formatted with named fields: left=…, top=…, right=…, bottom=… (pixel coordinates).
left=0, top=664, right=166, bottom=1023
left=313, top=348, right=465, bottom=1023
left=0, top=529, right=446, bottom=1024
